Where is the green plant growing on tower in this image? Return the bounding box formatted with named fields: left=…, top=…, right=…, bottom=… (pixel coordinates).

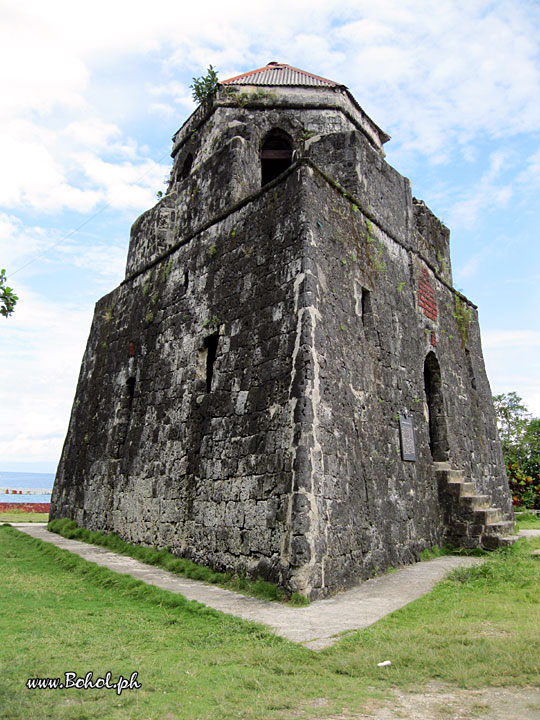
left=191, top=65, right=219, bottom=105
left=233, top=89, right=274, bottom=107
left=142, top=269, right=154, bottom=297
left=159, top=259, right=173, bottom=282
left=369, top=241, right=386, bottom=273
left=366, top=219, right=375, bottom=243
left=202, top=315, right=220, bottom=329
left=453, top=295, right=474, bottom=348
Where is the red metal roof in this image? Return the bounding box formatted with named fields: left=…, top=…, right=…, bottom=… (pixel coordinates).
left=221, top=62, right=343, bottom=88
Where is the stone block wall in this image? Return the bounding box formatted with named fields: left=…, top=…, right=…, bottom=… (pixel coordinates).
left=52, top=83, right=512, bottom=599
left=53, top=171, right=318, bottom=588
left=289, top=166, right=512, bottom=594
left=289, top=168, right=444, bottom=593
left=127, top=97, right=379, bottom=279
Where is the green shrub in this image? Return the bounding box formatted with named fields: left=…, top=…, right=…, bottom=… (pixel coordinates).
left=190, top=65, right=219, bottom=105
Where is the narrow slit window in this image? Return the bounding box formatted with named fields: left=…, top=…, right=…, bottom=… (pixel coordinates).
left=261, top=132, right=292, bottom=186
left=361, top=288, right=374, bottom=327
left=204, top=334, right=219, bottom=392
left=360, top=287, right=377, bottom=343
left=116, top=376, right=136, bottom=455
left=126, top=377, right=136, bottom=411
left=465, top=349, right=477, bottom=390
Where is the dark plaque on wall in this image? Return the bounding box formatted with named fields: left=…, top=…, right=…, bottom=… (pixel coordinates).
left=399, top=414, right=417, bottom=461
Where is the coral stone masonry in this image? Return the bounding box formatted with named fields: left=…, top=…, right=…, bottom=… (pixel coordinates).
left=51, top=63, right=514, bottom=599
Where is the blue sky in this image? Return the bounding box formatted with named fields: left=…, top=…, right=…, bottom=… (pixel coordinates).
left=1, top=0, right=539, bottom=473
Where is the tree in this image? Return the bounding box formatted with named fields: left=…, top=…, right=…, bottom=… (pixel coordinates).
left=493, top=392, right=540, bottom=508
left=0, top=269, right=18, bottom=318
left=190, top=65, right=219, bottom=105
left=522, top=419, right=540, bottom=478
left=493, top=391, right=530, bottom=446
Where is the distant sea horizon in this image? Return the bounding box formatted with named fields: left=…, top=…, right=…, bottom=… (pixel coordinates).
left=0, top=471, right=54, bottom=503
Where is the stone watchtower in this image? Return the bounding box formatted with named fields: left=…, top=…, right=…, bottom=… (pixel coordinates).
left=51, top=63, right=514, bottom=599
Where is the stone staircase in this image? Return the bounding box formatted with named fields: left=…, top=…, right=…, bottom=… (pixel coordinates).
left=434, top=462, right=517, bottom=550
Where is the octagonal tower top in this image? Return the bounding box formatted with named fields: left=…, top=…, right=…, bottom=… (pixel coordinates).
left=171, top=62, right=390, bottom=157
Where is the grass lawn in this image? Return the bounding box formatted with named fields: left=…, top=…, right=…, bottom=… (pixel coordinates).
left=515, top=511, right=540, bottom=530
left=46, top=518, right=304, bottom=605
left=0, top=511, right=49, bottom=523
left=1, top=525, right=540, bottom=719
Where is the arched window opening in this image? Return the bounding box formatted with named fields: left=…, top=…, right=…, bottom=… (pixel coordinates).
left=180, top=153, right=193, bottom=181
left=261, top=132, right=292, bottom=186
left=423, top=352, right=449, bottom=461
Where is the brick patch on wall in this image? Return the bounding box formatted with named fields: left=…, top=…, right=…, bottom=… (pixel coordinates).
left=418, top=267, right=438, bottom=320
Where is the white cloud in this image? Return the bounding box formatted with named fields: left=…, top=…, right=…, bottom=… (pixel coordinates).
left=0, top=6, right=88, bottom=119
left=337, top=1, right=540, bottom=159
left=457, top=254, right=482, bottom=281
left=482, top=330, right=540, bottom=349
left=516, top=147, right=540, bottom=189
left=64, top=119, right=121, bottom=148
left=0, top=285, right=93, bottom=464
left=0, top=213, right=50, bottom=271
left=2, top=0, right=540, bottom=466
left=148, top=103, right=176, bottom=119
left=55, top=241, right=126, bottom=279
left=1, top=0, right=539, bottom=220
left=448, top=151, right=514, bottom=226
left=0, top=4, right=173, bottom=215
left=0, top=113, right=167, bottom=213
left=451, top=184, right=513, bottom=227
left=76, top=153, right=168, bottom=209
left=0, top=211, right=126, bottom=287
left=0, top=131, right=73, bottom=210
left=147, top=81, right=196, bottom=114
left=482, top=329, right=540, bottom=417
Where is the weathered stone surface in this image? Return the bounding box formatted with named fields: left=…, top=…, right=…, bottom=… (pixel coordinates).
left=51, top=67, right=513, bottom=599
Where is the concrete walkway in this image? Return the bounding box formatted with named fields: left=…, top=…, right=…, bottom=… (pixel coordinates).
left=516, top=528, right=540, bottom=538
left=7, top=524, right=493, bottom=650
